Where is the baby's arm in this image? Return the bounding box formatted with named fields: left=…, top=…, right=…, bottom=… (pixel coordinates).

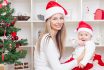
left=79, top=41, right=96, bottom=67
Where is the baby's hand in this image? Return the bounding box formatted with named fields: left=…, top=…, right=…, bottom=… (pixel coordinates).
left=78, top=63, right=85, bottom=68
left=78, top=40, right=85, bottom=46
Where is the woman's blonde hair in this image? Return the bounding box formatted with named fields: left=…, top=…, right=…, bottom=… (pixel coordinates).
left=36, top=17, right=66, bottom=59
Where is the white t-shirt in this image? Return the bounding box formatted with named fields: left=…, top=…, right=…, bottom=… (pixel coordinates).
left=34, top=33, right=78, bottom=70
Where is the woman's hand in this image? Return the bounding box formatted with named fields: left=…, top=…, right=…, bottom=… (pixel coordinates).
left=78, top=63, right=85, bottom=68
left=77, top=47, right=85, bottom=64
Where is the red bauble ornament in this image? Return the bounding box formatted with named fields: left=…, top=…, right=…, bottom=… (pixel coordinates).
left=14, top=36, right=19, bottom=40
left=12, top=36, right=19, bottom=40
left=12, top=37, right=15, bottom=40
left=0, top=45, right=3, bottom=48
left=11, top=32, right=17, bottom=37
left=11, top=18, right=16, bottom=26
left=6, top=23, right=10, bottom=27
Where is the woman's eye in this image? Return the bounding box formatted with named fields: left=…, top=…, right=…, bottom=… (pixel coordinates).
left=52, top=18, right=57, bottom=20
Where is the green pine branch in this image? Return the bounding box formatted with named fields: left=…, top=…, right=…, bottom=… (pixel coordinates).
left=6, top=26, right=21, bottom=34
left=0, top=0, right=3, bottom=3
left=17, top=39, right=28, bottom=46
left=0, top=50, right=27, bottom=64
left=0, top=2, right=14, bottom=23
left=0, top=26, right=21, bottom=36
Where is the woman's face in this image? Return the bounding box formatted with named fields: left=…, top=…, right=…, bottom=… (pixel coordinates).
left=50, top=13, right=64, bottom=31
left=78, top=31, right=92, bottom=41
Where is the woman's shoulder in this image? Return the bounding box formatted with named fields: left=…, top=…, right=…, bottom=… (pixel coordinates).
left=41, top=33, right=51, bottom=43
left=42, top=33, right=51, bottom=39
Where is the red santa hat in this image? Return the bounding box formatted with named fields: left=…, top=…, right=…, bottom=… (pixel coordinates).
left=76, top=21, right=93, bottom=35
left=45, top=1, right=68, bottom=20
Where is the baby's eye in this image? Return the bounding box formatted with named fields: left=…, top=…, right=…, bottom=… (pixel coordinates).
left=85, top=34, right=88, bottom=36
left=80, top=34, right=83, bottom=36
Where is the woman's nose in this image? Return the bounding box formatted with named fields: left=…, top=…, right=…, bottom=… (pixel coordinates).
left=57, top=19, right=62, bottom=24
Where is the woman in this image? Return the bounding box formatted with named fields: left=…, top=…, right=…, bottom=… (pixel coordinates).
left=34, top=1, right=83, bottom=70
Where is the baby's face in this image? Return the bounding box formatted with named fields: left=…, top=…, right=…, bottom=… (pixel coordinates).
left=78, top=31, right=92, bottom=41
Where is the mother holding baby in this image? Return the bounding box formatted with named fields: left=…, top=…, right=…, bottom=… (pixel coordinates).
left=34, top=1, right=102, bottom=70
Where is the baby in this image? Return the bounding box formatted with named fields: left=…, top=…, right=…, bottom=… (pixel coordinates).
left=63, top=21, right=96, bottom=70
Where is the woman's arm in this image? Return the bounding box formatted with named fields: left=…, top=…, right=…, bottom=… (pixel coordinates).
left=44, top=38, right=78, bottom=70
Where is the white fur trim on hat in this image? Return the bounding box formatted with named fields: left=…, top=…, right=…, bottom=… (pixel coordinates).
left=78, top=28, right=93, bottom=35
left=45, top=6, right=65, bottom=20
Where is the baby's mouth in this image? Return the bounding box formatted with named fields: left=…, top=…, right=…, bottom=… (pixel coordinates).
left=82, top=40, right=86, bottom=41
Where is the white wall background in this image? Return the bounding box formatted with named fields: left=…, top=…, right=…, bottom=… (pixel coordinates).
left=82, top=0, right=100, bottom=20
left=10, top=0, right=31, bottom=17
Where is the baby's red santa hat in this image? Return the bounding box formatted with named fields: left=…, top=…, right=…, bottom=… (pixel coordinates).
left=76, top=21, right=93, bottom=35
left=45, top=1, right=68, bottom=20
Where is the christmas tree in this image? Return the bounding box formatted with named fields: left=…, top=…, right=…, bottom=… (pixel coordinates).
left=0, top=0, right=28, bottom=64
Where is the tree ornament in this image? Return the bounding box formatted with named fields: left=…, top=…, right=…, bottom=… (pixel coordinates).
left=0, top=45, right=3, bottom=48
left=12, top=37, right=14, bottom=40
left=2, top=53, right=4, bottom=61
left=6, top=23, right=10, bottom=27
left=11, top=32, right=17, bottom=37
left=0, top=0, right=8, bottom=8
left=2, top=0, right=8, bottom=6
left=0, top=0, right=3, bottom=8
left=14, top=36, right=19, bottom=40
left=11, top=18, right=16, bottom=26
left=12, top=36, right=19, bottom=40
left=0, top=4, right=2, bottom=8
left=9, top=43, right=12, bottom=49
left=3, top=29, right=7, bottom=41
left=5, top=50, right=9, bottom=54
